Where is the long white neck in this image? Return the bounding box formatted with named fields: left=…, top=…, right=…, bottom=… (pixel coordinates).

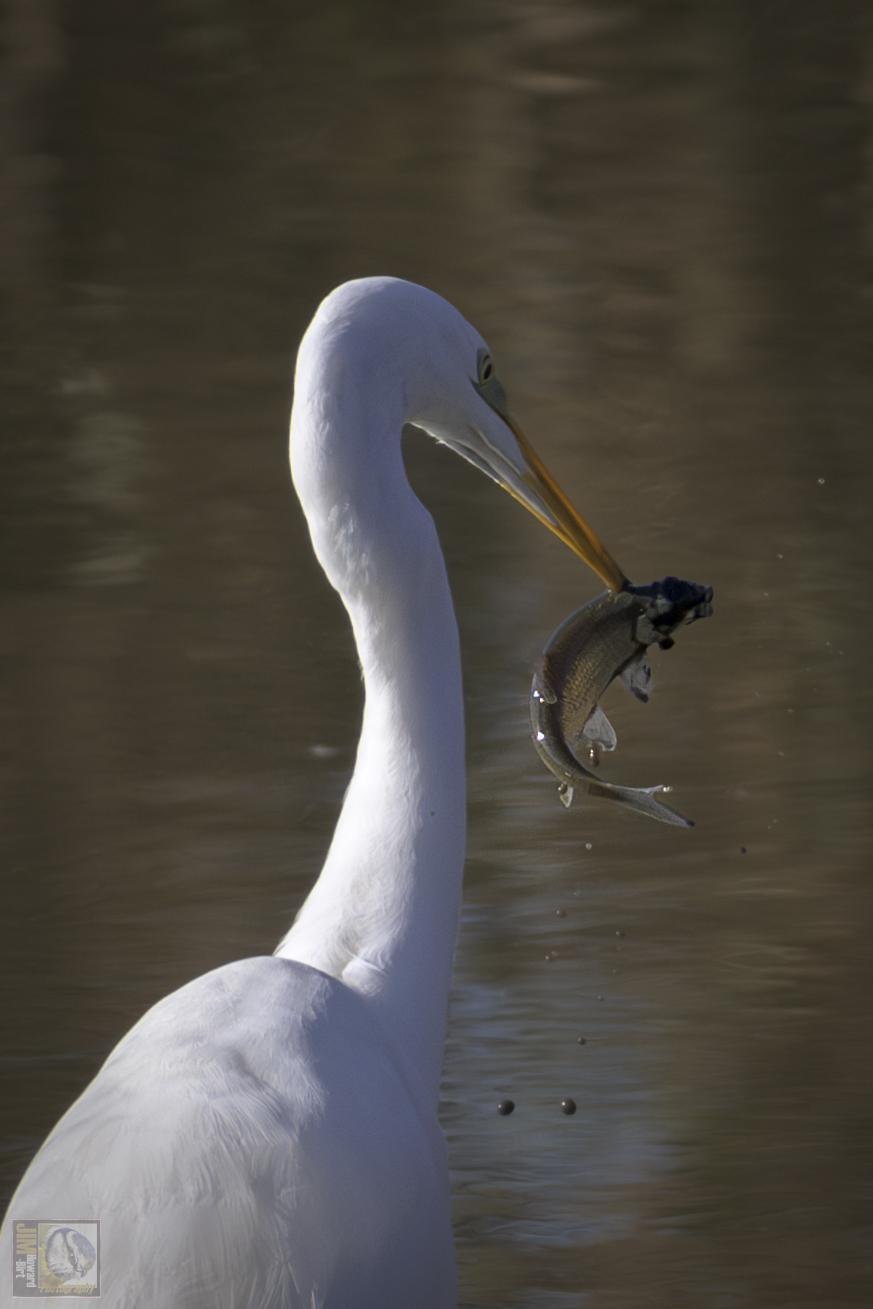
left=276, top=339, right=466, bottom=1108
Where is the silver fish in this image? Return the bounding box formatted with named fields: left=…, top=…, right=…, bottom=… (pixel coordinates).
left=530, top=577, right=713, bottom=827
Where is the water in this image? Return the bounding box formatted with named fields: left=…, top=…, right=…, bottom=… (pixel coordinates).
left=3, top=2, right=872, bottom=1305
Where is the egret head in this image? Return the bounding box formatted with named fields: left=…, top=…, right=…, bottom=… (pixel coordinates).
left=295, top=278, right=626, bottom=590
left=390, top=279, right=625, bottom=591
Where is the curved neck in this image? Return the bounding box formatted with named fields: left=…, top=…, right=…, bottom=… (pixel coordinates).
left=277, top=378, right=466, bottom=1108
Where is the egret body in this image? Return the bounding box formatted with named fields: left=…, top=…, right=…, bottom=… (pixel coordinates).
left=0, top=278, right=624, bottom=1307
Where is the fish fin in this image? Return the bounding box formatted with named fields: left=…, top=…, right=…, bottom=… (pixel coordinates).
left=586, top=779, right=693, bottom=828
left=558, top=782, right=575, bottom=808
left=579, top=705, right=617, bottom=752
left=620, top=653, right=652, bottom=703
left=532, top=654, right=559, bottom=705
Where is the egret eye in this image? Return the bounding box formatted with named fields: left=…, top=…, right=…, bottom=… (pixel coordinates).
left=477, top=351, right=494, bottom=384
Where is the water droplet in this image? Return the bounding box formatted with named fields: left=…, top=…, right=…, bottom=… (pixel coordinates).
left=536, top=730, right=545, bottom=742
left=497, top=1100, right=515, bottom=1116
left=308, top=743, right=341, bottom=760
left=615, top=929, right=625, bottom=938
left=576, top=1036, right=587, bottom=1045
left=584, top=842, right=593, bottom=851
left=560, top=1098, right=577, bottom=1115
left=817, top=477, right=826, bottom=485
left=555, top=908, right=566, bottom=918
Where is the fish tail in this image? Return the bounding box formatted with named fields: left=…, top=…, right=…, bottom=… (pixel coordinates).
left=585, top=779, right=694, bottom=828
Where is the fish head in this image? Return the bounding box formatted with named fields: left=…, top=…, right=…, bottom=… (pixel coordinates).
left=624, top=577, right=714, bottom=647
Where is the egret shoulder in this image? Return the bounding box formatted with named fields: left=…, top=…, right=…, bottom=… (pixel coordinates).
left=3, top=957, right=455, bottom=1308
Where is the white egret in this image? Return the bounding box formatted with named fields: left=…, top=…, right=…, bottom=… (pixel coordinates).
left=0, top=278, right=625, bottom=1307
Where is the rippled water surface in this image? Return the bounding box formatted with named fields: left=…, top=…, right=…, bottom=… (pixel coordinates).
left=3, top=3, right=872, bottom=1305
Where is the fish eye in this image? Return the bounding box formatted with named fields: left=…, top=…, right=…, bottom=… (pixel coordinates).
left=477, top=351, right=494, bottom=384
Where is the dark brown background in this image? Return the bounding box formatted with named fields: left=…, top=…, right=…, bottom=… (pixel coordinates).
left=2, top=2, right=872, bottom=1305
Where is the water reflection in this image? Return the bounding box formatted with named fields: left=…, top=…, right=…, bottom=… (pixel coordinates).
left=2, top=2, right=872, bottom=1306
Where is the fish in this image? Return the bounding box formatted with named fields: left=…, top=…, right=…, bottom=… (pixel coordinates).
left=530, top=576, right=713, bottom=827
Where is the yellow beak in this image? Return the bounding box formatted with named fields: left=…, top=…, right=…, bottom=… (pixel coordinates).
left=472, top=373, right=627, bottom=592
